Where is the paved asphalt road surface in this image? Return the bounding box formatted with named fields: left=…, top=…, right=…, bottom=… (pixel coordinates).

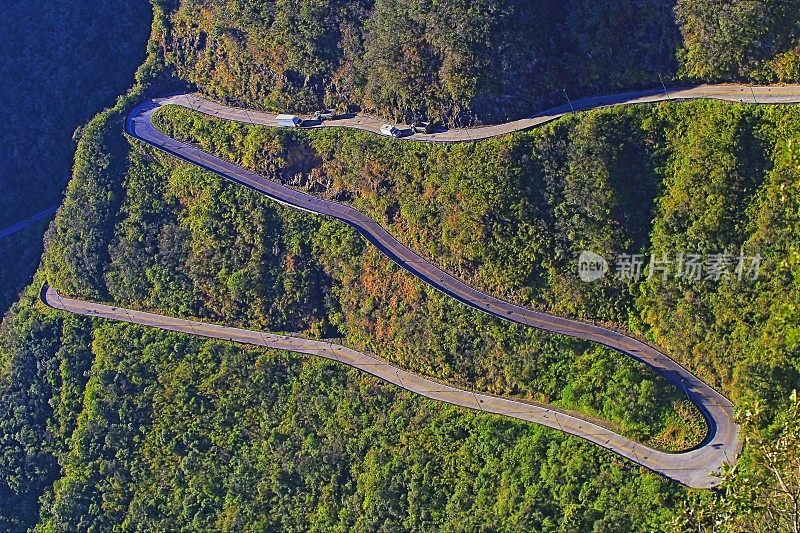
left=0, top=205, right=58, bottom=240
left=49, top=84, right=800, bottom=488
left=43, top=285, right=733, bottom=489
left=167, top=83, right=800, bottom=142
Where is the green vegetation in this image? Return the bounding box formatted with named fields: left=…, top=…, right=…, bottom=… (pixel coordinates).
left=0, top=0, right=151, bottom=314
left=673, top=389, right=800, bottom=532
left=146, top=103, right=705, bottom=449
left=4, top=95, right=796, bottom=528
left=156, top=0, right=800, bottom=125
left=3, top=87, right=800, bottom=529
left=151, top=99, right=800, bottom=402
left=1, top=300, right=681, bottom=531
left=150, top=99, right=799, bottom=526
left=160, top=0, right=680, bottom=123
left=2, top=0, right=800, bottom=530
left=676, top=0, right=800, bottom=81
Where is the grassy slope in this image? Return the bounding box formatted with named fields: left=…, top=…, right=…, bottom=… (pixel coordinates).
left=152, top=100, right=800, bottom=401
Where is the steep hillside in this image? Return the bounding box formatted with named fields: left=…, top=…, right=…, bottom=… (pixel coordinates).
left=158, top=0, right=679, bottom=123
left=2, top=1, right=800, bottom=530
left=156, top=0, right=800, bottom=124
left=3, top=94, right=798, bottom=529
left=151, top=100, right=800, bottom=406
left=677, top=0, right=800, bottom=81
left=0, top=0, right=151, bottom=314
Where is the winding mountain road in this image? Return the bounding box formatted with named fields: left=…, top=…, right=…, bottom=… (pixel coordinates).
left=169, top=83, right=800, bottom=142
left=50, top=84, right=800, bottom=488
left=0, top=205, right=58, bottom=240
left=43, top=285, right=709, bottom=487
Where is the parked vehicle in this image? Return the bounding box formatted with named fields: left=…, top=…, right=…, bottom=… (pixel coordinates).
left=276, top=114, right=302, bottom=127
left=379, top=123, right=401, bottom=137
left=411, top=121, right=434, bottom=134
left=314, top=109, right=336, bottom=121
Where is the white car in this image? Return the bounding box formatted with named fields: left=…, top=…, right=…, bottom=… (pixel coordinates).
left=379, top=123, right=401, bottom=137
left=276, top=114, right=302, bottom=127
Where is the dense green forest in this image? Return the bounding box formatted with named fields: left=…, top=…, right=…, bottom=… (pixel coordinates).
left=3, top=95, right=798, bottom=529
left=3, top=293, right=688, bottom=531
left=157, top=0, right=800, bottom=124
left=2, top=0, right=800, bottom=530
left=0, top=0, right=151, bottom=314
left=676, top=0, right=800, bottom=81
left=151, top=100, right=800, bottom=403
left=160, top=0, right=679, bottom=124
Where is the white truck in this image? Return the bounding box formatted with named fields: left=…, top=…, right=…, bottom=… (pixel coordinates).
left=276, top=114, right=302, bottom=127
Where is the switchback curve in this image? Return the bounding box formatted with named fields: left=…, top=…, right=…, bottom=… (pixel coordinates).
left=105, top=84, right=800, bottom=488
left=43, top=285, right=728, bottom=489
